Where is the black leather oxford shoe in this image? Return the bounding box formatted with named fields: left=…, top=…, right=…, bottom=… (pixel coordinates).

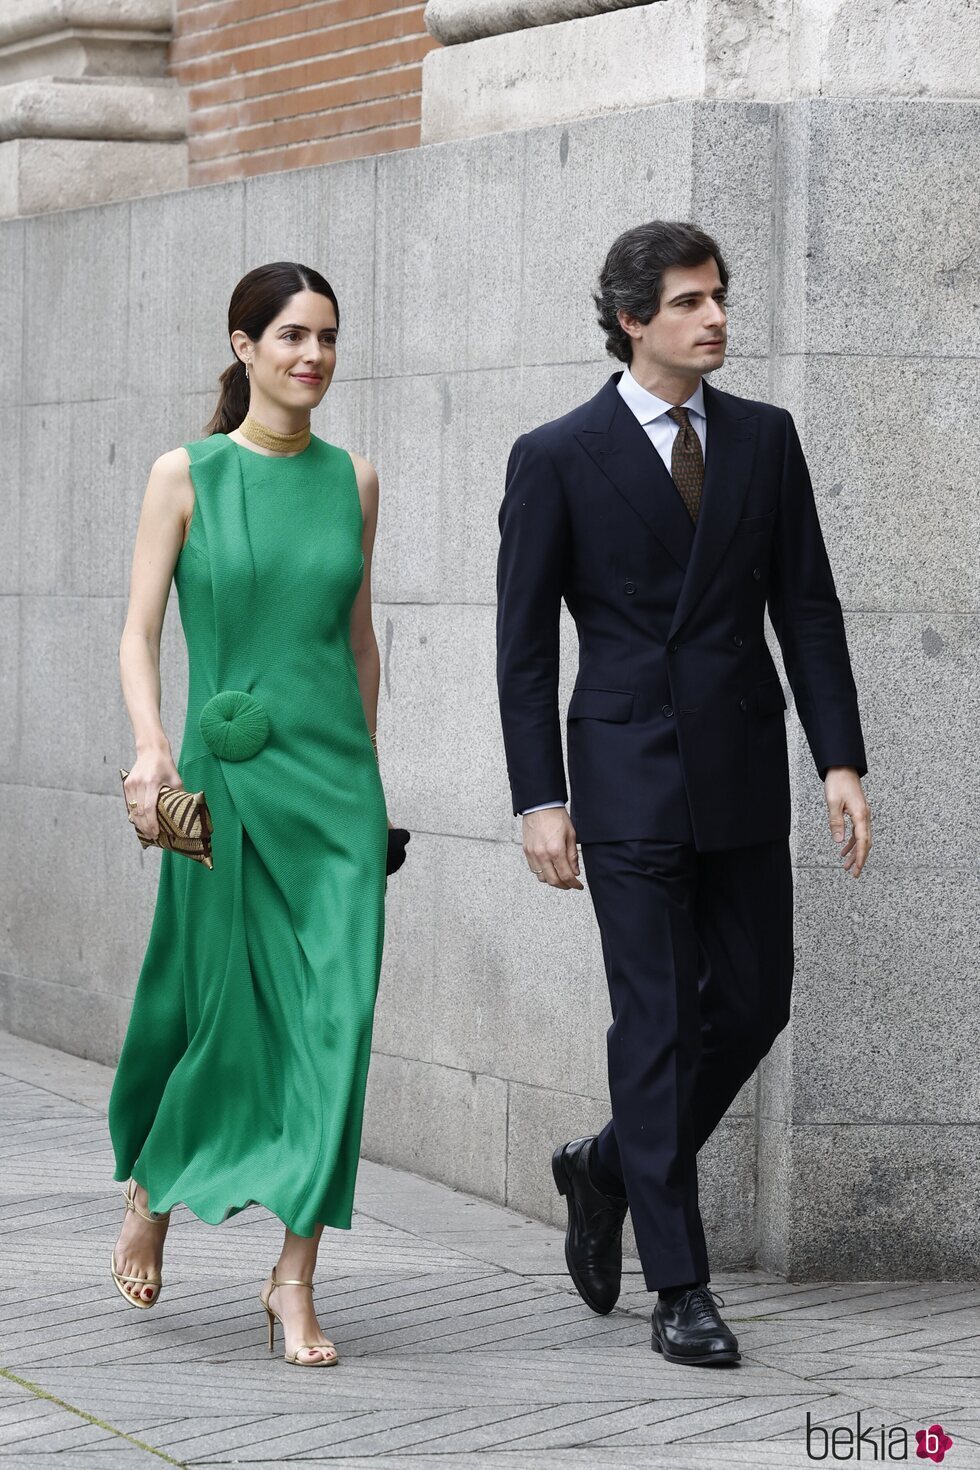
left=651, top=1284, right=741, bottom=1366
left=551, top=1136, right=629, bottom=1315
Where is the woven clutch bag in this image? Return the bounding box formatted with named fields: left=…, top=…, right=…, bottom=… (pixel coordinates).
left=119, top=768, right=214, bottom=869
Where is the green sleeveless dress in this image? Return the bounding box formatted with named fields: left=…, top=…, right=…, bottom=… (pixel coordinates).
left=108, top=432, right=387, bottom=1236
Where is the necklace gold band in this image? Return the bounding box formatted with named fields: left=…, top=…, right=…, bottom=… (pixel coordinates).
left=239, top=413, right=311, bottom=453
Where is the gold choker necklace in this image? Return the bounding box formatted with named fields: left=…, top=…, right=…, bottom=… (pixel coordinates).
left=239, top=414, right=311, bottom=454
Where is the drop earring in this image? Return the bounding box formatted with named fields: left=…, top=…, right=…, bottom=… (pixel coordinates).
left=244, top=358, right=250, bottom=381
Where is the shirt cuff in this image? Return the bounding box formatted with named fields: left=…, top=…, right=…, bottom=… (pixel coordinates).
left=520, top=801, right=567, bottom=815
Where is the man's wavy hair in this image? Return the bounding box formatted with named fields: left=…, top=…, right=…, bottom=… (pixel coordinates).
left=594, top=221, right=729, bottom=363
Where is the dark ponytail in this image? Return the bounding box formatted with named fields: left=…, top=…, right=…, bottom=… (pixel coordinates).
left=208, top=357, right=250, bottom=436
left=204, top=261, right=341, bottom=436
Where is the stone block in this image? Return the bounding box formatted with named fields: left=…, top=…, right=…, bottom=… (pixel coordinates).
left=521, top=107, right=693, bottom=369
left=0, top=408, right=21, bottom=597
left=790, top=866, right=980, bottom=1126
left=504, top=1079, right=610, bottom=1228
left=128, top=182, right=245, bottom=400
left=708, top=355, right=773, bottom=404
left=773, top=104, right=811, bottom=360
left=0, top=137, right=186, bottom=220
left=17, top=594, right=131, bottom=794
left=757, top=1025, right=794, bottom=1127
left=20, top=397, right=184, bottom=597
left=437, top=369, right=526, bottom=604
left=23, top=200, right=130, bottom=404
left=375, top=602, right=512, bottom=841
left=690, top=103, right=775, bottom=361
left=0, top=783, right=160, bottom=1006
left=780, top=355, right=980, bottom=614
left=370, top=374, right=446, bottom=604
left=0, top=973, right=127, bottom=1066
left=755, top=1117, right=792, bottom=1276
left=697, top=1114, right=758, bottom=1268
left=781, top=1122, right=980, bottom=1280
left=422, top=5, right=704, bottom=143
left=313, top=376, right=375, bottom=466
left=0, top=592, right=19, bottom=781
left=516, top=360, right=611, bottom=433
left=21, top=401, right=115, bottom=597
left=374, top=131, right=525, bottom=378
left=792, top=0, right=980, bottom=104
left=372, top=831, right=440, bottom=1066
left=370, top=368, right=524, bottom=606
left=424, top=0, right=652, bottom=46
left=243, top=157, right=378, bottom=385
left=423, top=3, right=980, bottom=146
left=182, top=389, right=226, bottom=445
left=776, top=100, right=980, bottom=357
left=426, top=832, right=609, bottom=1094
left=0, top=219, right=23, bottom=404
left=362, top=1051, right=508, bottom=1203
left=789, top=612, right=979, bottom=870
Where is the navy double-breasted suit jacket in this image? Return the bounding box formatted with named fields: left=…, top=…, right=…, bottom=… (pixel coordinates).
left=495, top=371, right=868, bottom=851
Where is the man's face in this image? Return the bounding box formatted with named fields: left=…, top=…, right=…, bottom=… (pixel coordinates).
left=620, top=257, right=728, bottom=376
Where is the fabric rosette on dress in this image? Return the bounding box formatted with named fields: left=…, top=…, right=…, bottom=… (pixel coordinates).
left=199, top=689, right=270, bottom=762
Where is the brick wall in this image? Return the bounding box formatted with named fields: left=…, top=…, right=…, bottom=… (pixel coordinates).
left=170, top=0, right=438, bottom=184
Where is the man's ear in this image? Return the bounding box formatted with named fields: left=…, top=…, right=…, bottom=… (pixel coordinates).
left=616, top=308, right=641, bottom=340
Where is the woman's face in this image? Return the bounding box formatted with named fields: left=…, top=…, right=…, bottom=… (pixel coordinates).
left=241, top=290, right=339, bottom=411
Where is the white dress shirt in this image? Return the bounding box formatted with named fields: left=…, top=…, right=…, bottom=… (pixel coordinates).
left=520, top=366, right=707, bottom=817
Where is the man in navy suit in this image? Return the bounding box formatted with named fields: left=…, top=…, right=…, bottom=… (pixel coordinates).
left=495, top=221, right=872, bottom=1367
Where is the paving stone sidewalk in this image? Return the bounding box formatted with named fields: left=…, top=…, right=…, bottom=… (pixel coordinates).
left=0, top=1029, right=976, bottom=1470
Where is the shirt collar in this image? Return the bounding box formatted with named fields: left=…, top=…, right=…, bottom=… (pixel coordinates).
left=618, top=364, right=705, bottom=425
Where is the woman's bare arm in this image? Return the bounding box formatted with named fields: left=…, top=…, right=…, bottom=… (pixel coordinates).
left=119, top=447, right=194, bottom=837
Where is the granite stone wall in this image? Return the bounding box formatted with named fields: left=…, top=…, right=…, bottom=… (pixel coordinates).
left=1, top=95, right=976, bottom=1277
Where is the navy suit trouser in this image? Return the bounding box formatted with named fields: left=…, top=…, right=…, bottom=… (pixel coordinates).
left=581, top=834, right=794, bottom=1292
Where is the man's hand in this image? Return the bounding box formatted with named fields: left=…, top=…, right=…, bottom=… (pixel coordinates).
left=522, top=807, right=584, bottom=890
left=824, top=767, right=871, bottom=879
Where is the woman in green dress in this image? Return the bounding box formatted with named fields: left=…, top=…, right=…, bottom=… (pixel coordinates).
left=109, top=262, right=388, bottom=1367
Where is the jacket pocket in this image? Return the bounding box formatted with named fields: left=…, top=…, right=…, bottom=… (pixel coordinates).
left=567, top=688, right=634, bottom=722
left=755, top=679, right=788, bottom=715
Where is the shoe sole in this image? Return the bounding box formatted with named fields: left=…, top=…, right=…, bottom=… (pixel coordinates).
left=651, top=1330, right=740, bottom=1366
left=551, top=1145, right=616, bottom=1317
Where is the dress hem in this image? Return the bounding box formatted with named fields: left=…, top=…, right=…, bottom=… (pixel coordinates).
left=113, top=1166, right=354, bottom=1238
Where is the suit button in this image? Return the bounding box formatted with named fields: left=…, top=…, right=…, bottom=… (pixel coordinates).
left=739, top=696, right=748, bottom=712
left=624, top=581, right=636, bottom=595
left=662, top=704, right=673, bottom=718
left=668, top=639, right=678, bottom=653
left=733, top=634, right=743, bottom=647
left=752, top=567, right=762, bottom=581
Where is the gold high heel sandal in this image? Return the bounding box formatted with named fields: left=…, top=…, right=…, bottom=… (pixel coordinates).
left=259, top=1266, right=339, bottom=1367
left=110, top=1179, right=170, bottom=1310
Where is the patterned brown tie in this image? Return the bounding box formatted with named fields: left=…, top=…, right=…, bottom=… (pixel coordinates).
left=666, top=406, right=703, bottom=523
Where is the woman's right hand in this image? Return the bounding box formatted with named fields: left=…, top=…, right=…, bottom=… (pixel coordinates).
left=123, top=750, right=183, bottom=842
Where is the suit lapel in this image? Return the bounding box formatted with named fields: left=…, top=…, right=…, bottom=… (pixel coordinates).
left=574, top=375, right=759, bottom=628
left=668, top=380, right=759, bottom=639
left=574, top=377, right=695, bottom=573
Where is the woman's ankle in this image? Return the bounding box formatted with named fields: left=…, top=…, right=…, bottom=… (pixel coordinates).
left=275, top=1257, right=316, bottom=1283
left=276, top=1226, right=322, bottom=1282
